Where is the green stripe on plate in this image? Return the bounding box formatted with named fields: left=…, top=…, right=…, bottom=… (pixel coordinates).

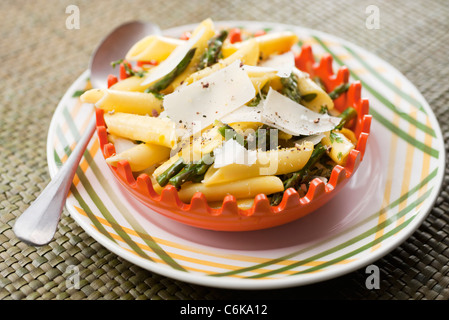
left=312, top=36, right=439, bottom=158
left=212, top=168, right=437, bottom=278
left=343, top=44, right=427, bottom=114
left=370, top=108, right=439, bottom=158
left=250, top=187, right=432, bottom=278
left=293, top=214, right=415, bottom=275
left=61, top=110, right=186, bottom=272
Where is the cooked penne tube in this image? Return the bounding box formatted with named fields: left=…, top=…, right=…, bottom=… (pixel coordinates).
left=125, top=35, right=185, bottom=62
left=278, top=131, right=293, bottom=140
left=177, top=175, right=284, bottom=202
left=229, top=122, right=292, bottom=140
left=222, top=31, right=299, bottom=60
left=109, top=75, right=150, bottom=92
left=184, top=38, right=260, bottom=85
left=234, top=198, right=255, bottom=210
left=297, top=76, right=334, bottom=112
left=171, top=128, right=224, bottom=165
left=152, top=182, right=164, bottom=195
left=339, top=127, right=357, bottom=144
left=249, top=75, right=272, bottom=92
left=208, top=198, right=255, bottom=209
left=152, top=154, right=181, bottom=180
left=106, top=142, right=171, bottom=172
left=321, top=131, right=354, bottom=165
left=81, top=89, right=163, bottom=115
left=167, top=18, right=217, bottom=91
left=190, top=125, right=224, bottom=156
left=104, top=112, right=176, bottom=148
left=203, top=141, right=314, bottom=186
left=229, top=122, right=263, bottom=132
left=79, top=88, right=105, bottom=104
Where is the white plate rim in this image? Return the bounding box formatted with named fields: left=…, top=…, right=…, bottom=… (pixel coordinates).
left=46, top=20, right=446, bottom=290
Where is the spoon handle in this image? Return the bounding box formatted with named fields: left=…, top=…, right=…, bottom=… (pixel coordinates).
left=13, top=117, right=97, bottom=246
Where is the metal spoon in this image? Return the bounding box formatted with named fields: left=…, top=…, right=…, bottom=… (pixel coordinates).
left=13, top=21, right=161, bottom=246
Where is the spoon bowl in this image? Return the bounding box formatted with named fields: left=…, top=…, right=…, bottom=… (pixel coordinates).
left=90, top=21, right=161, bottom=89
left=13, top=21, right=161, bottom=246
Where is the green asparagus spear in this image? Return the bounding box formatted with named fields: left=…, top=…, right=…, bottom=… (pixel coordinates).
left=283, top=143, right=326, bottom=188
left=194, top=153, right=215, bottom=175
left=254, top=125, right=279, bottom=151
left=217, top=123, right=247, bottom=148
left=281, top=72, right=320, bottom=104
left=217, top=123, right=278, bottom=151
left=301, top=93, right=317, bottom=102
left=168, top=152, right=215, bottom=189
left=168, top=163, right=197, bottom=189
left=156, top=157, right=185, bottom=187
left=328, top=83, right=350, bottom=100
left=145, top=47, right=196, bottom=94
left=247, top=82, right=269, bottom=107
left=334, top=106, right=357, bottom=130
left=281, top=73, right=302, bottom=104
left=197, top=30, right=228, bottom=70
left=247, top=92, right=264, bottom=107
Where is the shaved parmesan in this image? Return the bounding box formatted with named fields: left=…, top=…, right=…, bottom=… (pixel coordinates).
left=140, top=27, right=206, bottom=86
left=241, top=65, right=278, bottom=75
left=259, top=51, right=295, bottom=78
left=221, top=103, right=264, bottom=124
left=163, top=60, right=256, bottom=136
left=293, top=133, right=325, bottom=146
left=213, top=139, right=257, bottom=168
left=261, top=88, right=341, bottom=136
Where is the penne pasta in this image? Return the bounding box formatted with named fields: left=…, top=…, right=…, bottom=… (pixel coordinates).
left=152, top=154, right=181, bottom=181
left=296, top=76, right=334, bottom=112
left=103, top=112, right=176, bottom=148
left=106, top=142, right=171, bottom=172
left=79, top=88, right=104, bottom=104
left=167, top=18, right=217, bottom=91
left=190, top=125, right=224, bottom=156
left=321, top=130, right=354, bottom=165
left=208, top=198, right=255, bottom=209
left=203, top=141, right=314, bottom=186
left=184, top=38, right=260, bottom=85
left=82, top=89, right=163, bottom=115
left=109, top=75, right=150, bottom=92
left=229, top=122, right=263, bottom=132
left=125, top=35, right=185, bottom=62
left=177, top=176, right=284, bottom=203
left=222, top=31, right=299, bottom=60
left=339, top=127, right=357, bottom=144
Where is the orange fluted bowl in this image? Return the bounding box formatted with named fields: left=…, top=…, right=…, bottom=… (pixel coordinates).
left=95, top=44, right=372, bottom=231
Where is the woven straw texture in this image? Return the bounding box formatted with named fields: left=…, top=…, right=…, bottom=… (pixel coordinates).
left=1, top=0, right=448, bottom=300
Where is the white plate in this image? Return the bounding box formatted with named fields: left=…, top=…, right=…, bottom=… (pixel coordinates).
left=47, top=21, right=445, bottom=290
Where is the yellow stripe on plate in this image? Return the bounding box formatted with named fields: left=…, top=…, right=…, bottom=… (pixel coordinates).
left=372, top=113, right=400, bottom=251
left=396, top=109, right=417, bottom=227
left=73, top=205, right=355, bottom=276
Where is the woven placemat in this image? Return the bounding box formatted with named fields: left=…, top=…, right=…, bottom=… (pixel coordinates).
left=1, top=0, right=448, bottom=300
